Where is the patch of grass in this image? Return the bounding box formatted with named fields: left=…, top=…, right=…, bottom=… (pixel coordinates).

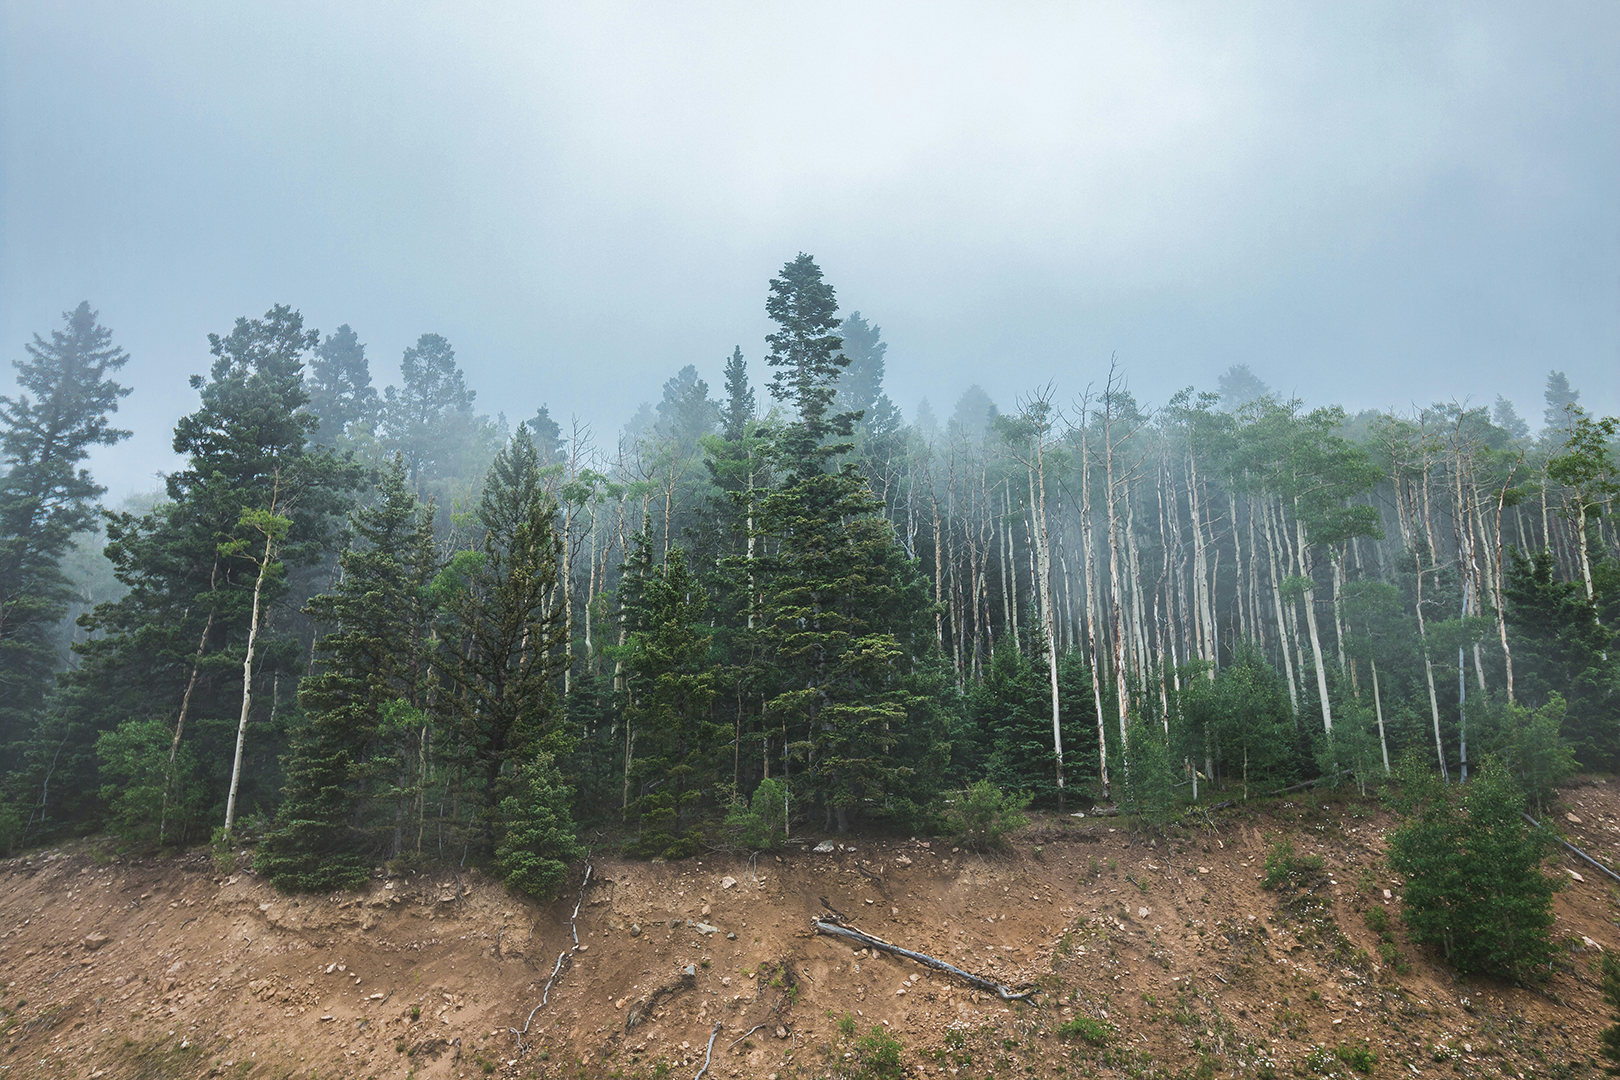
left=852, top=1025, right=905, bottom=1080
left=1262, top=838, right=1324, bottom=890
left=838, top=1012, right=857, bottom=1037
left=1335, top=1041, right=1377, bottom=1072
left=1363, top=906, right=1388, bottom=934
left=1056, top=1016, right=1114, bottom=1046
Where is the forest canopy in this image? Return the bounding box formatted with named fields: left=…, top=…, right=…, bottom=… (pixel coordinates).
left=0, top=266, right=1615, bottom=897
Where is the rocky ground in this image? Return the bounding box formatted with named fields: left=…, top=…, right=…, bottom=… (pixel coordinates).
left=2, top=779, right=1618, bottom=1080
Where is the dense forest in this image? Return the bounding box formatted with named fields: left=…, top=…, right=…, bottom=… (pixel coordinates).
left=1, top=257, right=1615, bottom=897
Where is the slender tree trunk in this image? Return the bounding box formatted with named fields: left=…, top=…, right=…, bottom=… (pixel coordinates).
left=224, top=530, right=274, bottom=838
left=1294, top=514, right=1333, bottom=733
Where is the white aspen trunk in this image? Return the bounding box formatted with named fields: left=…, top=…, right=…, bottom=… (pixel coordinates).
left=1369, top=654, right=1390, bottom=773
left=1104, top=414, right=1130, bottom=745
left=1261, top=495, right=1301, bottom=715
left=1079, top=423, right=1110, bottom=799
left=1293, top=514, right=1333, bottom=733
left=1414, top=553, right=1448, bottom=781
left=1028, top=431, right=1064, bottom=803
left=224, top=528, right=274, bottom=838
left=1492, top=470, right=1518, bottom=702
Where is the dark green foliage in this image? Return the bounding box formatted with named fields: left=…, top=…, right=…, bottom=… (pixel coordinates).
left=440, top=428, right=575, bottom=850
left=722, top=776, right=787, bottom=851
left=969, top=642, right=1058, bottom=801
left=494, top=751, right=585, bottom=900
left=755, top=254, right=945, bottom=833
left=1504, top=547, right=1618, bottom=768
left=941, top=780, right=1029, bottom=852
left=1386, top=755, right=1560, bottom=982
left=621, top=546, right=718, bottom=859
left=0, top=302, right=130, bottom=748
left=1176, top=645, right=1297, bottom=796
left=256, top=457, right=438, bottom=891
left=96, top=716, right=207, bottom=849
left=1119, top=714, right=1176, bottom=824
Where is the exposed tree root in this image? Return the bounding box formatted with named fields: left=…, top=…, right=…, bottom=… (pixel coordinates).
left=811, top=915, right=1039, bottom=1002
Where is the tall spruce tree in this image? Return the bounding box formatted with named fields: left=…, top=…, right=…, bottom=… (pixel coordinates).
left=441, top=428, right=576, bottom=863
left=622, top=546, right=719, bottom=858
left=381, top=333, right=479, bottom=498
left=0, top=302, right=131, bottom=748
left=257, top=456, right=439, bottom=890
left=756, top=254, right=944, bottom=832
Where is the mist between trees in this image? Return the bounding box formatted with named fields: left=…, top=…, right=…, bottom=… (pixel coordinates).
left=0, top=258, right=1615, bottom=897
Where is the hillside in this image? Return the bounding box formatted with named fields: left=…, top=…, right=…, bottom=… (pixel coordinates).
left=3, top=783, right=1618, bottom=1080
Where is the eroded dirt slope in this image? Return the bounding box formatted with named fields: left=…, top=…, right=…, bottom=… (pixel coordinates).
left=3, top=781, right=1618, bottom=1080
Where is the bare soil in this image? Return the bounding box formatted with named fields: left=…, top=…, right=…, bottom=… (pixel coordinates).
left=3, top=781, right=1618, bottom=1080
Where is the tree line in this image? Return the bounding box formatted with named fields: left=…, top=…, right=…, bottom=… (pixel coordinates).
left=0, top=260, right=1615, bottom=899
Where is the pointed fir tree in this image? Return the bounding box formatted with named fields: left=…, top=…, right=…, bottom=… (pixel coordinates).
left=440, top=427, right=576, bottom=863
left=0, top=302, right=130, bottom=749
left=256, top=456, right=439, bottom=890
left=621, top=546, right=719, bottom=858
left=755, top=254, right=945, bottom=832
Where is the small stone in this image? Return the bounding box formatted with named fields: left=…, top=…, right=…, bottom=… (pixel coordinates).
left=695, top=922, right=719, bottom=935
left=370, top=993, right=384, bottom=1000
left=1197, top=867, right=1210, bottom=874
left=813, top=841, right=836, bottom=853
left=81, top=930, right=111, bottom=951
left=684, top=965, right=697, bottom=977
left=1566, top=813, right=1582, bottom=824
left=320, top=1015, right=335, bottom=1022
left=701, top=903, right=711, bottom=916
left=577, top=944, right=589, bottom=952
left=775, top=1026, right=788, bottom=1039
left=1567, top=869, right=1585, bottom=882
left=615, top=999, right=625, bottom=1009
left=1138, top=906, right=1150, bottom=918
left=629, top=924, right=642, bottom=937
left=894, top=855, right=912, bottom=866
left=721, top=876, right=737, bottom=889
left=1383, top=889, right=1392, bottom=899
left=896, top=987, right=906, bottom=995
left=726, top=932, right=737, bottom=940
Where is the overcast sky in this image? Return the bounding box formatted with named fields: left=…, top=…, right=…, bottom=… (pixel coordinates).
left=3, top=2, right=1617, bottom=500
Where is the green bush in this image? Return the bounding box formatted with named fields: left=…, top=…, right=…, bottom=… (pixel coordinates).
left=722, top=776, right=788, bottom=851
left=852, top=1025, right=905, bottom=1080
left=1056, top=1016, right=1114, bottom=1046
left=1386, top=755, right=1560, bottom=982
left=941, top=780, right=1030, bottom=851
left=1335, top=1042, right=1377, bottom=1072
left=96, top=716, right=209, bottom=849
left=1120, top=715, right=1177, bottom=824
left=1261, top=838, right=1323, bottom=890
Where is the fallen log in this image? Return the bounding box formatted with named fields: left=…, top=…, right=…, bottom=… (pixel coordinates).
left=811, top=917, right=1038, bottom=1002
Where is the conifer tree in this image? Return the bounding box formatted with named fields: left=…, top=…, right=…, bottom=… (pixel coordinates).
left=622, top=546, right=718, bottom=857
left=441, top=428, right=575, bottom=857
left=756, top=254, right=944, bottom=832
left=0, top=302, right=130, bottom=748
left=257, top=456, right=439, bottom=890
left=306, top=324, right=379, bottom=443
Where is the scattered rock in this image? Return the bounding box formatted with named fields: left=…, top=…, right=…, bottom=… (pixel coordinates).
left=1567, top=869, right=1585, bottom=882
left=775, top=1026, right=788, bottom=1039
left=813, top=841, right=836, bottom=853
left=726, top=932, right=737, bottom=940
left=81, top=930, right=111, bottom=951
left=701, top=903, right=711, bottom=916
left=894, top=855, right=912, bottom=866
left=629, top=924, right=642, bottom=937
left=1566, top=813, right=1582, bottom=824
left=694, top=922, right=719, bottom=935
left=721, top=876, right=737, bottom=889
left=1197, top=867, right=1210, bottom=874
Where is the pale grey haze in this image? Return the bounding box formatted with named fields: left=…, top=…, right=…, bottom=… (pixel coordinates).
left=3, top=2, right=1617, bottom=499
